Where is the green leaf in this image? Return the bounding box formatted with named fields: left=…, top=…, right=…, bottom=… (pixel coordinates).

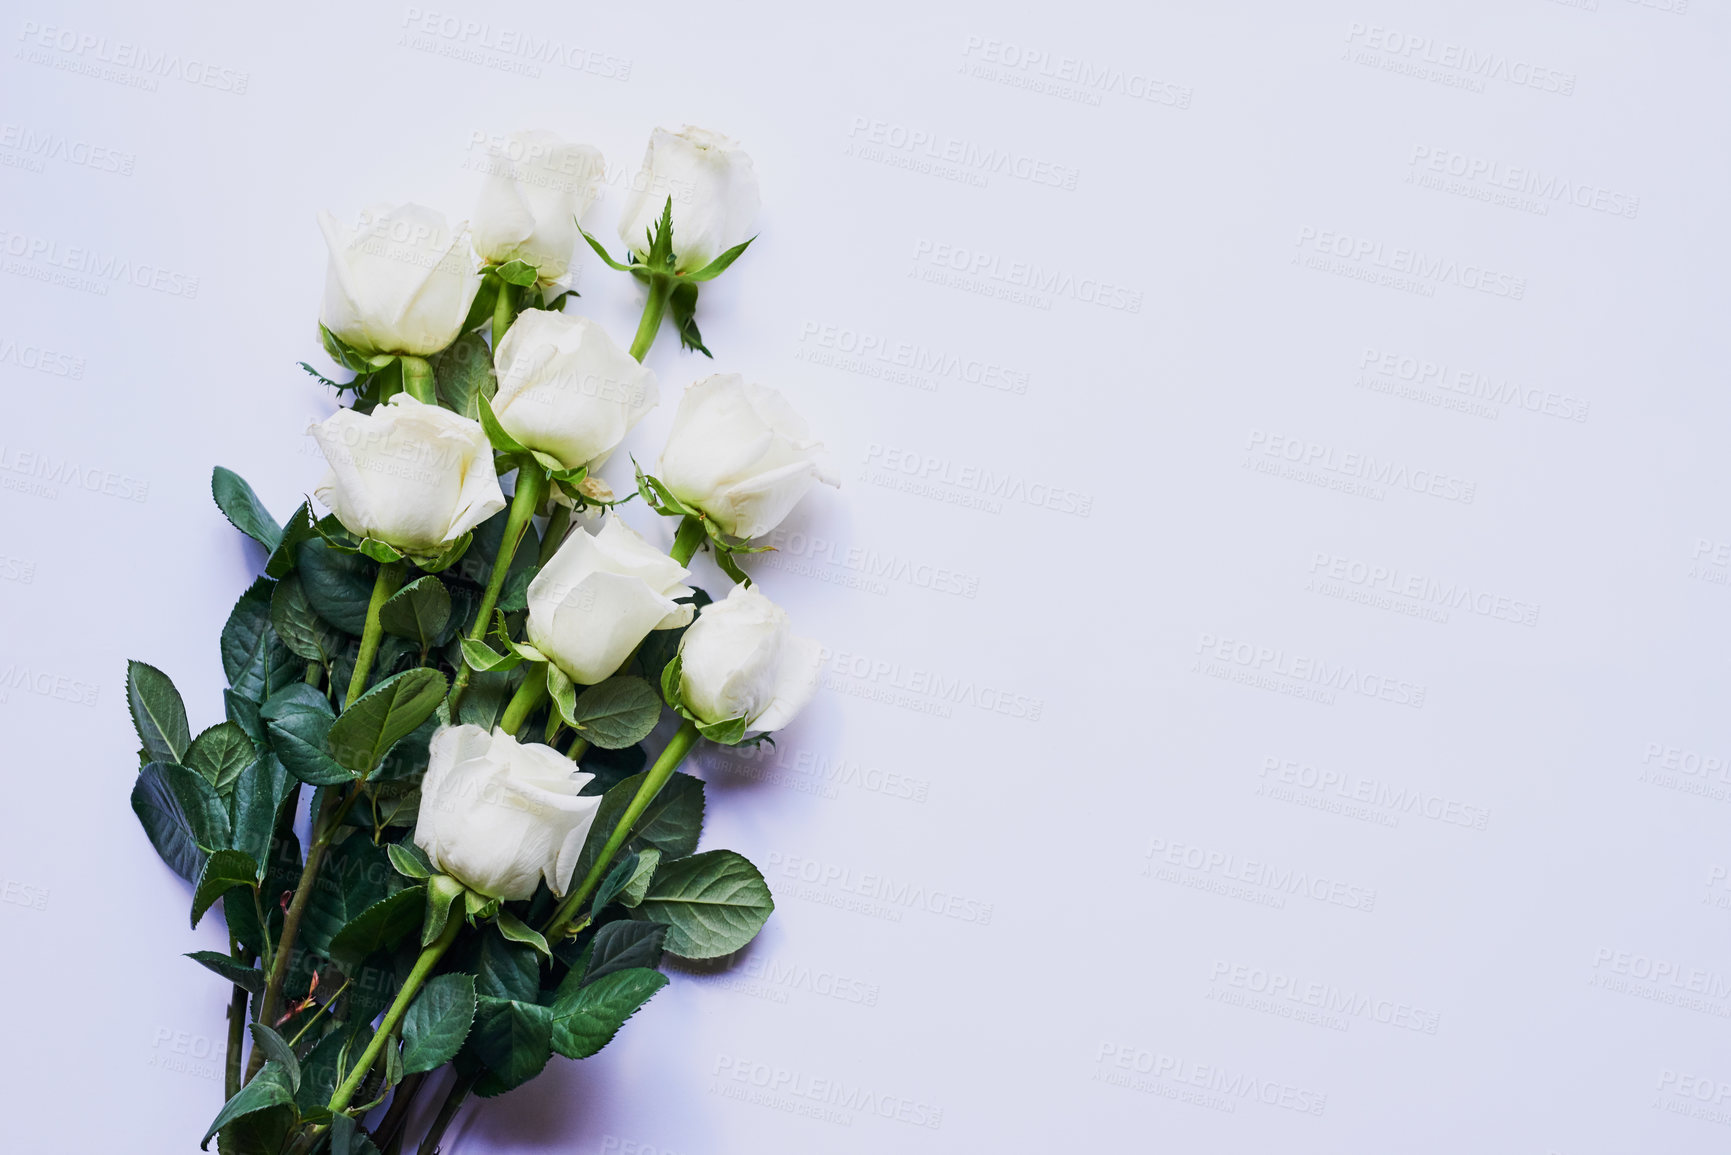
left=545, top=663, right=578, bottom=728
left=468, top=997, right=553, bottom=1091
left=476, top=392, right=530, bottom=456
left=247, top=1023, right=301, bottom=1091
left=225, top=689, right=266, bottom=747
left=386, top=842, right=432, bottom=881
left=201, top=1061, right=296, bottom=1149
left=325, top=669, right=447, bottom=776
left=575, top=221, right=634, bottom=272
left=550, top=966, right=667, bottom=1060
left=592, top=851, right=640, bottom=915
left=401, top=973, right=476, bottom=1075
left=456, top=668, right=513, bottom=731
left=497, top=564, right=537, bottom=614
left=631, top=850, right=773, bottom=960
left=618, top=846, right=660, bottom=907
left=432, top=330, right=496, bottom=421
left=270, top=575, right=344, bottom=664
left=192, top=849, right=258, bottom=929
left=228, top=754, right=291, bottom=873
left=127, top=660, right=191, bottom=764
left=358, top=537, right=405, bottom=564
left=631, top=773, right=704, bottom=860
left=264, top=502, right=320, bottom=580
left=263, top=684, right=350, bottom=787
left=222, top=578, right=297, bottom=702
left=496, top=258, right=539, bottom=286
left=185, top=722, right=258, bottom=796
left=460, top=637, right=521, bottom=674
left=582, top=919, right=666, bottom=986
left=302, top=839, right=396, bottom=959
left=185, top=951, right=264, bottom=997
left=495, top=910, right=551, bottom=961
left=667, top=280, right=710, bottom=357
left=680, top=234, right=755, bottom=282
left=570, top=677, right=662, bottom=749
left=422, top=874, right=463, bottom=947
left=329, top=886, right=425, bottom=967
left=297, top=540, right=376, bottom=634
left=212, top=467, right=283, bottom=551
left=132, top=762, right=230, bottom=883
left=696, top=713, right=750, bottom=746
left=633, top=464, right=693, bottom=519
left=380, top=577, right=451, bottom=649
left=472, top=925, right=540, bottom=1002
left=320, top=322, right=382, bottom=372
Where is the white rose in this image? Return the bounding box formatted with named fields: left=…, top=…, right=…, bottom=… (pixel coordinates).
left=659, top=374, right=838, bottom=539
left=472, top=130, right=603, bottom=283
left=492, top=311, right=658, bottom=472
left=527, top=516, right=696, bottom=685
left=618, top=126, right=760, bottom=273
left=318, top=204, right=482, bottom=356
left=678, top=584, right=821, bottom=735
left=413, top=725, right=602, bottom=900
left=309, top=393, right=506, bottom=553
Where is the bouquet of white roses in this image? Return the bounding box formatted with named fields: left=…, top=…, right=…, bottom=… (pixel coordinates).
left=124, top=125, right=836, bottom=1155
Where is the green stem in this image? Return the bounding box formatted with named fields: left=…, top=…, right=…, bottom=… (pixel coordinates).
left=627, top=276, right=671, bottom=362
left=537, top=504, right=572, bottom=565
left=401, top=356, right=437, bottom=405
left=450, top=469, right=546, bottom=710
left=373, top=1070, right=429, bottom=1155
left=326, top=913, right=462, bottom=1117
left=417, top=1070, right=480, bottom=1155
left=500, top=674, right=548, bottom=736
left=348, top=562, right=404, bottom=708
left=224, top=936, right=249, bottom=1101
left=543, top=721, right=699, bottom=940
left=249, top=783, right=363, bottom=1078
left=565, top=735, right=589, bottom=762
left=285, top=977, right=351, bottom=1049
left=670, top=515, right=704, bottom=567
left=492, top=280, right=517, bottom=346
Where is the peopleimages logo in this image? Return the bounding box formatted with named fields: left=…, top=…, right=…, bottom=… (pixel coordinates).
left=1195, top=630, right=1427, bottom=709
left=911, top=240, right=1143, bottom=313
left=1295, top=227, right=1526, bottom=300
left=1092, top=1043, right=1327, bottom=1116
left=15, top=20, right=251, bottom=94
left=1407, top=146, right=1639, bottom=220
left=1257, top=757, right=1493, bottom=831
left=1245, top=430, right=1477, bottom=505
left=1307, top=551, right=1540, bottom=627
left=711, top=1054, right=944, bottom=1129
left=1343, top=22, right=1576, bottom=95
left=1208, top=961, right=1442, bottom=1034
left=0, top=228, right=200, bottom=299
left=1144, top=837, right=1378, bottom=912
left=958, top=36, right=1194, bottom=109
left=1356, top=347, right=1589, bottom=423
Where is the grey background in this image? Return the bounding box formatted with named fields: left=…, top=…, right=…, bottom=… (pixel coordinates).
left=1, top=0, right=1726, bottom=1151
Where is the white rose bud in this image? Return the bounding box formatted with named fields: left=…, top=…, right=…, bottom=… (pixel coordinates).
left=618, top=126, right=760, bottom=273
left=318, top=204, right=482, bottom=356
left=659, top=374, right=838, bottom=539
left=472, top=130, right=603, bottom=283
left=309, top=393, right=506, bottom=553
left=527, top=516, right=696, bottom=685
left=492, top=311, right=658, bottom=472
left=413, top=725, right=602, bottom=900
left=678, top=584, right=821, bottom=735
